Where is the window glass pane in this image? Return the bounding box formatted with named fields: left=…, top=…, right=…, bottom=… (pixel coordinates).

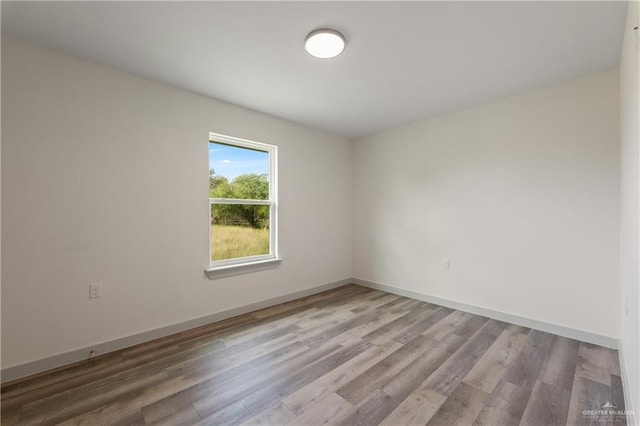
left=209, top=142, right=269, bottom=200
left=211, top=203, right=270, bottom=261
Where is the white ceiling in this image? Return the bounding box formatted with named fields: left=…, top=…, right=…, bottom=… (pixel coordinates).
left=2, top=1, right=628, bottom=139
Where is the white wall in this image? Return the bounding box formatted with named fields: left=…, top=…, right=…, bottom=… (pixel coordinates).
left=0, top=29, right=630, bottom=388
left=353, top=70, right=620, bottom=340
left=1, top=38, right=352, bottom=370
left=619, top=0, right=640, bottom=419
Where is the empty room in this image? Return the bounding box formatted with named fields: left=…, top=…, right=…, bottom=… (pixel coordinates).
left=1, top=1, right=639, bottom=425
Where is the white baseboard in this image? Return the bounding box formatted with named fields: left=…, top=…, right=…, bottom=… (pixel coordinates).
left=1, top=278, right=352, bottom=384
left=618, top=340, right=638, bottom=426
left=352, top=278, right=618, bottom=349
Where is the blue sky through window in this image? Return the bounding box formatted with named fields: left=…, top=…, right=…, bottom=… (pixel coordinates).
left=209, top=142, right=269, bottom=181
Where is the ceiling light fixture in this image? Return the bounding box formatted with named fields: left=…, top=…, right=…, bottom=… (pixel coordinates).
left=305, top=28, right=346, bottom=59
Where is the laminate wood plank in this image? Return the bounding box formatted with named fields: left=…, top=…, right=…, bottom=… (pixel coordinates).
left=120, top=337, right=181, bottom=360
left=7, top=332, right=223, bottom=415
left=436, top=332, right=468, bottom=354
left=139, top=339, right=308, bottom=423
left=193, top=400, right=253, bottom=426
left=392, top=307, right=454, bottom=345
left=179, top=322, right=300, bottom=359
left=250, top=298, right=321, bottom=320
left=293, top=285, right=377, bottom=313
left=282, top=339, right=402, bottom=416
left=386, top=297, right=426, bottom=314
left=420, top=310, right=470, bottom=341
left=393, top=298, right=426, bottom=312
left=176, top=318, right=278, bottom=350
left=299, top=306, right=406, bottom=348
left=18, top=371, right=169, bottom=425
left=424, top=319, right=507, bottom=396
left=335, top=388, right=387, bottom=426
left=374, top=294, right=416, bottom=313
left=190, top=342, right=343, bottom=419
left=611, top=374, right=626, bottom=411
left=289, top=308, right=361, bottom=342
left=56, top=374, right=216, bottom=425
left=240, top=339, right=372, bottom=415
left=149, top=405, right=201, bottom=426
left=297, top=304, right=358, bottom=326
left=381, top=346, right=459, bottom=401
left=463, top=324, right=529, bottom=394
left=473, top=380, right=531, bottom=426
left=610, top=376, right=629, bottom=425
left=353, top=293, right=417, bottom=317
left=250, top=285, right=369, bottom=320
left=216, top=310, right=316, bottom=345
left=1, top=352, right=127, bottom=401
left=220, top=306, right=336, bottom=346
left=520, top=380, right=571, bottom=426
left=143, top=398, right=200, bottom=425
left=339, top=312, right=491, bottom=406
left=378, top=386, right=447, bottom=426
left=107, top=409, right=147, bottom=426
left=539, top=336, right=580, bottom=391
left=0, top=412, right=21, bottom=426
left=185, top=334, right=302, bottom=387
left=171, top=313, right=257, bottom=343
left=310, top=308, right=409, bottom=350
left=361, top=302, right=442, bottom=343
left=139, top=339, right=228, bottom=374
left=452, top=314, right=491, bottom=338
left=426, top=382, right=490, bottom=426
left=1, top=353, right=144, bottom=413
left=576, top=342, right=613, bottom=386
left=315, top=289, right=386, bottom=314
left=609, top=349, right=622, bottom=377
left=123, top=344, right=184, bottom=366
left=165, top=313, right=259, bottom=351
left=367, top=290, right=390, bottom=301
left=203, top=287, right=367, bottom=344
left=139, top=388, right=199, bottom=424
left=300, top=308, right=334, bottom=322
left=354, top=293, right=403, bottom=311
left=335, top=334, right=440, bottom=405
left=566, top=376, right=612, bottom=426
left=503, top=329, right=555, bottom=390
left=145, top=340, right=312, bottom=423
left=164, top=324, right=301, bottom=379
left=167, top=331, right=301, bottom=379
left=284, top=392, right=353, bottom=426
left=340, top=345, right=453, bottom=426
left=144, top=340, right=315, bottom=422
left=239, top=402, right=296, bottom=426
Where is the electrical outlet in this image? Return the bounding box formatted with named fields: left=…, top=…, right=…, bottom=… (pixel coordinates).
left=89, top=283, right=102, bottom=299
left=444, top=259, right=451, bottom=270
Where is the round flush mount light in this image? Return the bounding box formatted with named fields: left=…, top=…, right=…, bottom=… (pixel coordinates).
left=305, top=28, right=346, bottom=59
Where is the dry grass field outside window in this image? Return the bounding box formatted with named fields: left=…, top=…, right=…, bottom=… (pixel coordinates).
left=211, top=224, right=269, bottom=260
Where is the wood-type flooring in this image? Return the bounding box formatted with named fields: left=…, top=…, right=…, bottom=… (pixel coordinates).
left=1, top=284, right=627, bottom=425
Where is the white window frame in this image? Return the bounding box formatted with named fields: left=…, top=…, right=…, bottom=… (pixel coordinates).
left=207, top=133, right=279, bottom=276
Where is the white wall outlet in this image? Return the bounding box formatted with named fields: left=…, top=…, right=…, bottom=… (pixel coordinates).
left=89, top=283, right=102, bottom=299
left=444, top=259, right=451, bottom=270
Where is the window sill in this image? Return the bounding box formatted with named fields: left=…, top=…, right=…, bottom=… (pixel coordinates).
left=205, top=258, right=282, bottom=279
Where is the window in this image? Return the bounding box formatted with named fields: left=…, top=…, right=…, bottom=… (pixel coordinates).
left=207, top=133, right=278, bottom=274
